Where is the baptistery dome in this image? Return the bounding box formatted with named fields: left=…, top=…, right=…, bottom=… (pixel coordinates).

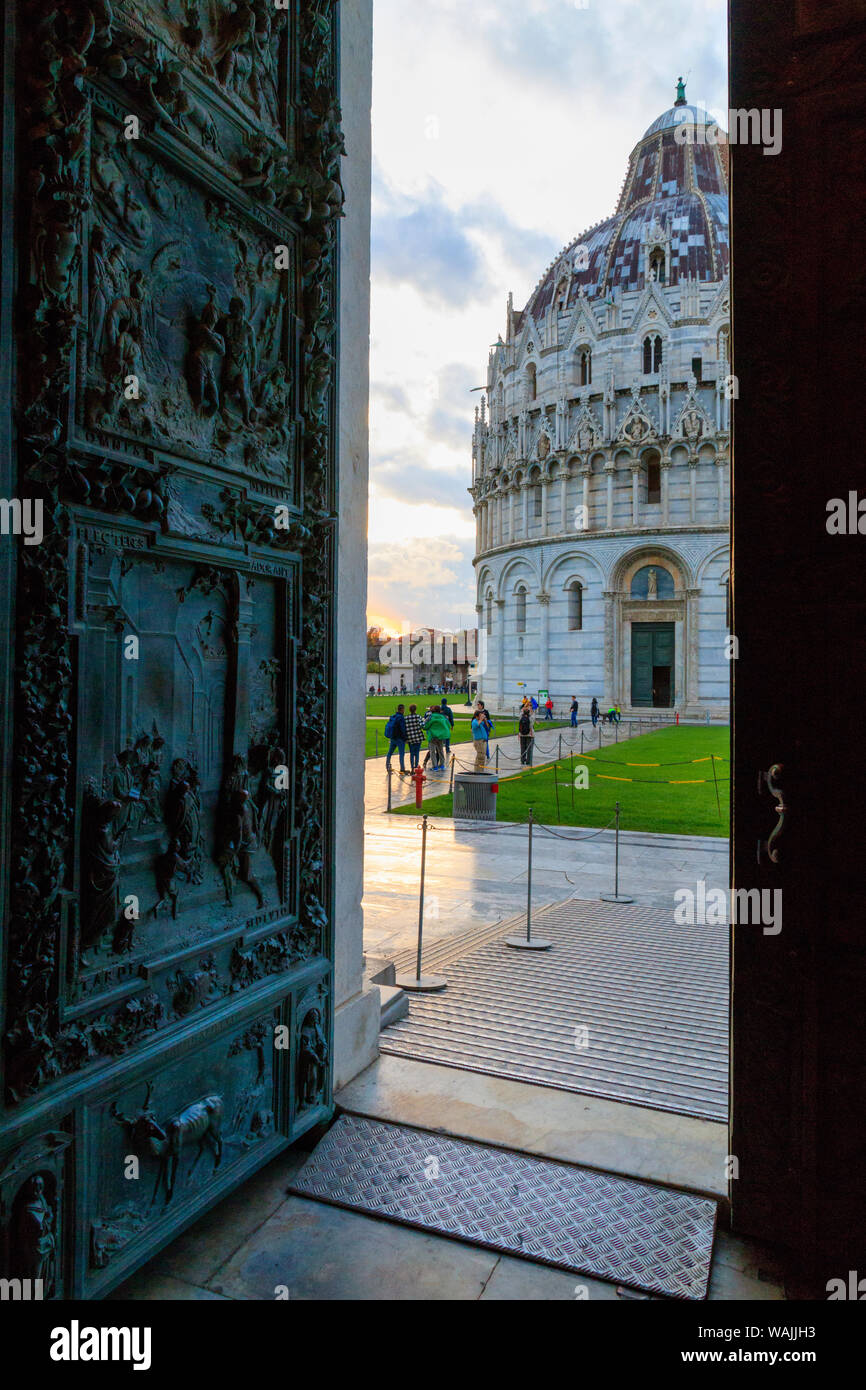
left=471, top=83, right=730, bottom=719
left=525, top=97, right=728, bottom=321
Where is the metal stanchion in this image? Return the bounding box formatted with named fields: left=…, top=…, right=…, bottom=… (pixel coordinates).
left=615, top=719, right=619, bottom=743
left=496, top=744, right=500, bottom=773
left=449, top=754, right=455, bottom=793
left=598, top=722, right=602, bottom=750
left=558, top=732, right=562, bottom=759
left=581, top=729, right=584, bottom=753
left=601, top=801, right=634, bottom=904
left=506, top=809, right=552, bottom=950
left=570, top=750, right=574, bottom=810
left=387, top=765, right=392, bottom=813
left=396, top=815, right=447, bottom=991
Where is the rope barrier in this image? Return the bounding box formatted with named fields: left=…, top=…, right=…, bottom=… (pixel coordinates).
left=578, top=752, right=728, bottom=767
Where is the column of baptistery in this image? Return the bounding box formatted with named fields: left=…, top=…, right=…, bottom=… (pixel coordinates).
left=604, top=462, right=615, bottom=529
left=496, top=599, right=506, bottom=706
left=688, top=459, right=698, bottom=523
left=580, top=466, right=591, bottom=531
left=661, top=457, right=672, bottom=526
left=631, top=460, right=641, bottom=527
left=537, top=591, right=551, bottom=692
left=559, top=465, right=568, bottom=534
left=522, top=477, right=529, bottom=537
left=716, top=455, right=727, bottom=521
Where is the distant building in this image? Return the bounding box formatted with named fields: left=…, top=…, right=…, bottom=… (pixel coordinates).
left=371, top=628, right=479, bottom=690
left=471, top=85, right=730, bottom=717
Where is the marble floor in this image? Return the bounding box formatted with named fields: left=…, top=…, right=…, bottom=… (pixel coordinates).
left=111, top=1057, right=788, bottom=1303
left=362, top=813, right=729, bottom=961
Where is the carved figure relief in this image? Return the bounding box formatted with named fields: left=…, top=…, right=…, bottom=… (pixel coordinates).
left=13, top=1175, right=58, bottom=1295
left=83, top=123, right=295, bottom=485
left=297, top=1006, right=328, bottom=1111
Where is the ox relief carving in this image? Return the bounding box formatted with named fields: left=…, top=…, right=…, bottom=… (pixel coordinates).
left=110, top=1082, right=224, bottom=1207
left=92, top=1018, right=280, bottom=1267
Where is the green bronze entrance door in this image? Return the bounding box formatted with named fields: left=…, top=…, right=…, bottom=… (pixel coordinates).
left=0, top=1, right=342, bottom=1297
left=631, top=623, right=675, bottom=707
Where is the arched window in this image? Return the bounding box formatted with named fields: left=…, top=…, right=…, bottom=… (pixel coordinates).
left=568, top=582, right=583, bottom=632
left=516, top=586, right=527, bottom=634
left=526, top=361, right=537, bottom=401
left=486, top=591, right=493, bottom=634
left=643, top=334, right=662, bottom=374
left=646, top=454, right=661, bottom=504
left=718, top=325, right=730, bottom=363
left=648, top=248, right=666, bottom=283
left=533, top=484, right=543, bottom=519
left=578, top=348, right=592, bottom=386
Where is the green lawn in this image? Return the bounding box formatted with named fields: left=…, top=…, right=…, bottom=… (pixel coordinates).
left=394, top=725, right=730, bottom=836
left=365, top=694, right=476, bottom=718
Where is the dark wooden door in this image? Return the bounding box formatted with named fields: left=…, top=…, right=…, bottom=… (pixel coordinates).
left=631, top=622, right=674, bottom=706
left=0, top=0, right=342, bottom=1296
left=730, top=0, right=866, bottom=1289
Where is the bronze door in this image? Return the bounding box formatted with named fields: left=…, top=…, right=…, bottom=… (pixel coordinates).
left=0, top=0, right=342, bottom=1296
left=730, top=0, right=866, bottom=1287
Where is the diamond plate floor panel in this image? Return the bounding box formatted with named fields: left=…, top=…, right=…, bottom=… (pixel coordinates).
left=380, top=898, right=729, bottom=1122
left=291, top=1114, right=717, bottom=1300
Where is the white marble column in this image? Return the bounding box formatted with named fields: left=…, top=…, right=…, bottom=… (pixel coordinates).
left=496, top=599, right=506, bottom=702
left=559, top=468, right=568, bottom=534
left=542, top=478, right=550, bottom=537
left=689, top=460, right=698, bottom=523
left=602, top=590, right=616, bottom=704
left=509, top=488, right=515, bottom=542
left=537, top=591, right=550, bottom=692
left=631, top=462, right=641, bottom=527
left=685, top=588, right=702, bottom=710
left=522, top=483, right=529, bottom=538
left=581, top=468, right=591, bottom=532
left=661, top=460, right=671, bottom=526
left=605, top=465, right=615, bottom=530
left=716, top=457, right=727, bottom=521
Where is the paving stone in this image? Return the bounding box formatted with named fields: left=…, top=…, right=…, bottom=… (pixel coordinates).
left=209, top=1195, right=499, bottom=1301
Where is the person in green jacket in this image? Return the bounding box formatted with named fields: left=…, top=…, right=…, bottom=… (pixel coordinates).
left=423, top=707, right=451, bottom=772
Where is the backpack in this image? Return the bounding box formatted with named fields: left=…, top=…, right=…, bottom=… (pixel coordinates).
left=384, top=714, right=398, bottom=738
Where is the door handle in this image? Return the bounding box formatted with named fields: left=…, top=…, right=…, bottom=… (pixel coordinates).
left=757, top=763, right=786, bottom=866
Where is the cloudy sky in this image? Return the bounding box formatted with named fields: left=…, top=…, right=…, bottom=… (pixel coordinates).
left=366, top=0, right=728, bottom=635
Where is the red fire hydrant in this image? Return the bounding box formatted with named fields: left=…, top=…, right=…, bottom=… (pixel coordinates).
left=412, top=766, right=426, bottom=807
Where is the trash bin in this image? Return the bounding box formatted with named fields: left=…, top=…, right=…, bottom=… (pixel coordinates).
left=453, top=771, right=499, bottom=822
